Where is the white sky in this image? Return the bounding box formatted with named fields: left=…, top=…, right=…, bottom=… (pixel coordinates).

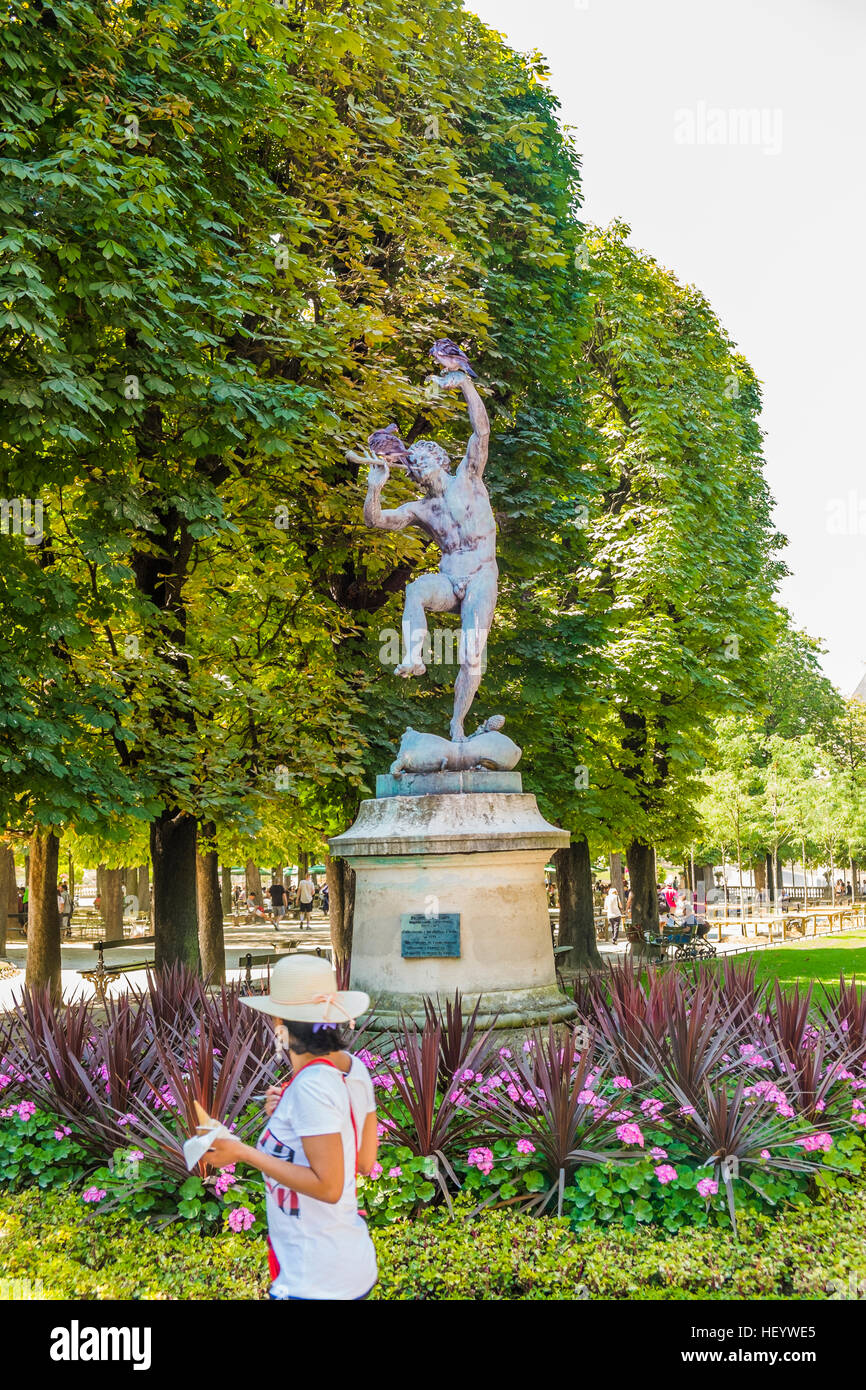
left=467, top=0, right=866, bottom=696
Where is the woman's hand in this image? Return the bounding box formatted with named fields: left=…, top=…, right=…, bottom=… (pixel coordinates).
left=264, top=1085, right=283, bottom=1118
left=205, top=1137, right=247, bottom=1169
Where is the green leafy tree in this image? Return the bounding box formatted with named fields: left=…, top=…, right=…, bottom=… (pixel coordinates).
left=553, top=223, right=784, bottom=946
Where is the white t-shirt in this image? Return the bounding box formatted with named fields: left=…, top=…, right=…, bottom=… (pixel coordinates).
left=257, top=1056, right=377, bottom=1300
left=298, top=878, right=315, bottom=905
left=604, top=889, right=622, bottom=919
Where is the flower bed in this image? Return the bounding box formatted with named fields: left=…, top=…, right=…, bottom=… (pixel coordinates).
left=0, top=958, right=864, bottom=1239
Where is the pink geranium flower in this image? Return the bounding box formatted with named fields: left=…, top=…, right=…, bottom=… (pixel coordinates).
left=650, top=1146, right=667, bottom=1160
left=798, top=1132, right=832, bottom=1153
left=654, top=1164, right=677, bottom=1184
left=467, top=1147, right=494, bottom=1175
left=227, top=1206, right=255, bottom=1232
left=697, top=1177, right=718, bottom=1198
left=616, top=1122, right=644, bottom=1148
left=516, top=1139, right=536, bottom=1155
left=82, top=1187, right=107, bottom=1203
left=641, top=1098, right=664, bottom=1119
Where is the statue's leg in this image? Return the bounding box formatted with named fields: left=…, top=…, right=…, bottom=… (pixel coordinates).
left=396, top=573, right=457, bottom=677
left=450, top=570, right=496, bottom=741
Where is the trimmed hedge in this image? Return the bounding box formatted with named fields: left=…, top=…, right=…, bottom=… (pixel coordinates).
left=1, top=1187, right=864, bottom=1300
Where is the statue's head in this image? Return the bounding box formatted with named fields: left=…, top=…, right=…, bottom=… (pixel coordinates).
left=406, top=440, right=450, bottom=494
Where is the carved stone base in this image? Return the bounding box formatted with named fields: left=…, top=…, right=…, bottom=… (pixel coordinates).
left=329, top=791, right=575, bottom=1031
left=376, top=770, right=522, bottom=798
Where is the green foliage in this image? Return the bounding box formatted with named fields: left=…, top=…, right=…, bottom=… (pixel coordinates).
left=564, top=1154, right=807, bottom=1234
left=542, top=222, right=784, bottom=855
left=0, top=0, right=593, bottom=862
left=3, top=1186, right=865, bottom=1300
left=373, top=1188, right=866, bottom=1300
left=0, top=1188, right=268, bottom=1301
left=0, top=1108, right=88, bottom=1191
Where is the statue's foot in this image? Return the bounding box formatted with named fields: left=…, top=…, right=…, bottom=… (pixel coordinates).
left=394, top=661, right=426, bottom=678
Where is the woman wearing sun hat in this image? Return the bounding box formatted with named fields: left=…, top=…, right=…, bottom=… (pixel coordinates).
left=206, top=954, right=378, bottom=1300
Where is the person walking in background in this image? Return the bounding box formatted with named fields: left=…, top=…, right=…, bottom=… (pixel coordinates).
left=268, top=877, right=288, bottom=923
left=603, top=881, right=623, bottom=945
left=320, top=882, right=330, bottom=915
left=297, top=872, right=315, bottom=928
left=57, top=881, right=73, bottom=937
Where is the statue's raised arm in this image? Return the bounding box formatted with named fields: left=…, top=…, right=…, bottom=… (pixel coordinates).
left=433, top=371, right=489, bottom=478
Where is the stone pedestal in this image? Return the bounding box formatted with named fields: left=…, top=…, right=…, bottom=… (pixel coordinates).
left=328, top=787, right=576, bottom=1029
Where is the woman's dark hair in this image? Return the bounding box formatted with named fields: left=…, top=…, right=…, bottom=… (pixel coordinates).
left=280, top=1019, right=351, bottom=1056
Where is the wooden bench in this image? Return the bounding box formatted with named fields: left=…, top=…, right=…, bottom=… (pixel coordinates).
left=238, top=944, right=332, bottom=994
left=77, top=936, right=156, bottom=1001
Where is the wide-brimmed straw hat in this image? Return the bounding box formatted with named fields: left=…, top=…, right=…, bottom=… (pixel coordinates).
left=239, top=954, right=369, bottom=1027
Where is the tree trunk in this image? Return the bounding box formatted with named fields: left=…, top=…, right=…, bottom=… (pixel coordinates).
left=0, top=843, right=16, bottom=956
left=102, top=868, right=124, bottom=936
left=830, top=847, right=836, bottom=901
left=136, top=863, right=150, bottom=913
left=196, top=829, right=225, bottom=985
left=151, top=810, right=199, bottom=972
left=626, top=839, right=658, bottom=941
left=608, top=852, right=624, bottom=901
left=554, top=839, right=602, bottom=973
left=297, top=847, right=309, bottom=883
left=245, top=858, right=262, bottom=906
left=765, top=852, right=775, bottom=907
left=220, top=865, right=233, bottom=917
left=326, top=856, right=355, bottom=971
left=25, top=831, right=62, bottom=999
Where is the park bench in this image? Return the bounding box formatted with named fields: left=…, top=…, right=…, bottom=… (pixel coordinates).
left=238, top=943, right=333, bottom=994
left=77, top=936, right=156, bottom=1001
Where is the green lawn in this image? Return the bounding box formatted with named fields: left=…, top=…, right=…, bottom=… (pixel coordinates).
left=729, top=932, right=866, bottom=993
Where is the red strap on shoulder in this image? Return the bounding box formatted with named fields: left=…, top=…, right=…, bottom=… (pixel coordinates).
left=278, top=1057, right=359, bottom=1174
